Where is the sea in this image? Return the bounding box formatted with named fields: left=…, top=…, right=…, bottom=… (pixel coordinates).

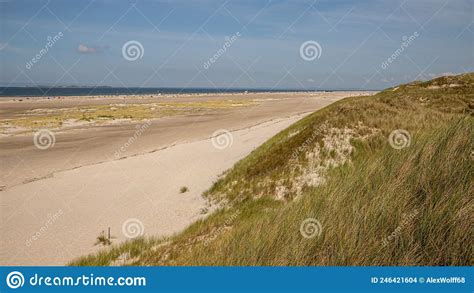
left=0, top=87, right=345, bottom=97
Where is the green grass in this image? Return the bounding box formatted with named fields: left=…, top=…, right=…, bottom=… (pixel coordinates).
left=70, top=73, right=473, bottom=266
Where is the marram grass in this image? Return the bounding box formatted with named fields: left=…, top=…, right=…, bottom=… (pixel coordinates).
left=71, top=73, right=473, bottom=266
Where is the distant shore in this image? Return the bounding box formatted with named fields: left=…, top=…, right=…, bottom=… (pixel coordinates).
left=0, top=87, right=375, bottom=98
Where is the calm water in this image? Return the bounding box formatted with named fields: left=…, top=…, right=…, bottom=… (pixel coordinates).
left=0, top=87, right=336, bottom=97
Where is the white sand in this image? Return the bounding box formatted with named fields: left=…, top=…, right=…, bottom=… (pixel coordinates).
left=0, top=114, right=306, bottom=266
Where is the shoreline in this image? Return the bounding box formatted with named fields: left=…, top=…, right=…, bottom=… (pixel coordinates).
left=0, top=112, right=308, bottom=266
left=0, top=90, right=375, bottom=101
left=1, top=91, right=372, bottom=189
left=0, top=89, right=376, bottom=99
left=4, top=111, right=314, bottom=191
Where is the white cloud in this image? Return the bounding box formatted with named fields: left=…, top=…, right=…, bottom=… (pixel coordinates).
left=77, top=44, right=98, bottom=54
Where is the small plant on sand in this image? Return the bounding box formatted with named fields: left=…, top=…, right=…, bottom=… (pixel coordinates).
left=180, top=186, right=189, bottom=193
left=79, top=113, right=92, bottom=122
left=95, top=231, right=112, bottom=246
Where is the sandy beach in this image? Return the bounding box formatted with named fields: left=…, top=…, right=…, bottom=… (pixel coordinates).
left=0, top=91, right=373, bottom=265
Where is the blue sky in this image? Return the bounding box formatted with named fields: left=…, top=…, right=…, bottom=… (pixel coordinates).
left=1, top=0, right=473, bottom=89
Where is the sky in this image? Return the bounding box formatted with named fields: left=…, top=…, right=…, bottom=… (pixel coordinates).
left=0, top=0, right=473, bottom=90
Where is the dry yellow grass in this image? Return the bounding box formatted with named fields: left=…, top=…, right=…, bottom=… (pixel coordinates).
left=0, top=99, right=257, bottom=133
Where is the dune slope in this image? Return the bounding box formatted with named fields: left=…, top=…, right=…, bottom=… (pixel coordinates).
left=72, top=73, right=473, bottom=266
